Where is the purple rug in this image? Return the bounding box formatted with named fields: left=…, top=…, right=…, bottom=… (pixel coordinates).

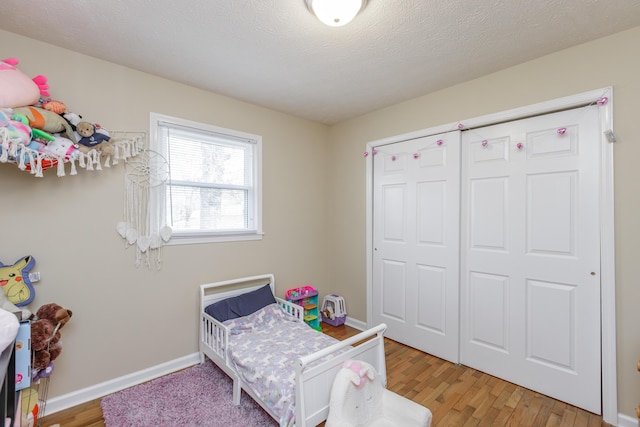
left=101, top=360, right=277, bottom=426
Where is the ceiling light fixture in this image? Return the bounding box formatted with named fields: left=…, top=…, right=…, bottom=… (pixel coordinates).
left=305, top=0, right=368, bottom=27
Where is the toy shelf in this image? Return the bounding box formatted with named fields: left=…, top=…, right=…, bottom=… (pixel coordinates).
left=286, top=286, right=322, bottom=331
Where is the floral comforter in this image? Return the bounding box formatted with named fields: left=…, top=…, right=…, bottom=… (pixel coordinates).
left=224, top=303, right=341, bottom=427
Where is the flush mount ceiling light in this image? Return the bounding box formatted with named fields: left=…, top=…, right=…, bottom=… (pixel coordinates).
left=305, top=0, right=368, bottom=27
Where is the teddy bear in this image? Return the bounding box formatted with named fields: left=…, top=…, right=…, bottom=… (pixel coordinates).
left=36, top=302, right=73, bottom=328
left=63, top=111, right=113, bottom=153
left=30, top=303, right=72, bottom=377
left=30, top=319, right=60, bottom=371
left=74, top=121, right=113, bottom=154
left=71, top=121, right=115, bottom=167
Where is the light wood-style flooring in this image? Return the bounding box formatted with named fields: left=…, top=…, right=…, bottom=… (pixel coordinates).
left=39, top=324, right=610, bottom=427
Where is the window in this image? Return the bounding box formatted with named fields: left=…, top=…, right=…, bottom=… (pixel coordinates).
left=150, top=113, right=262, bottom=244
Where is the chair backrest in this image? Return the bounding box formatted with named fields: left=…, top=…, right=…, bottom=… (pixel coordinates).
left=326, top=360, right=384, bottom=426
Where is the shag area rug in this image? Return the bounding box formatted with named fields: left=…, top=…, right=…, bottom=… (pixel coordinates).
left=101, top=360, right=277, bottom=426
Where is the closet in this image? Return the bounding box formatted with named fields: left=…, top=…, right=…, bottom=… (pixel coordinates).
left=369, top=104, right=603, bottom=414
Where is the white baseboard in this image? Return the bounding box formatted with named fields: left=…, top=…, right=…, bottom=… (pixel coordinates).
left=344, top=316, right=366, bottom=331
left=42, top=352, right=201, bottom=416
left=616, top=413, right=638, bottom=427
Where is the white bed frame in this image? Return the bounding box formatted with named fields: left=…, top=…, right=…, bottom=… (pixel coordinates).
left=199, top=274, right=387, bottom=427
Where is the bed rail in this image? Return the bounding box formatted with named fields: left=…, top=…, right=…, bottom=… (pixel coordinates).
left=201, top=313, right=227, bottom=356
left=298, top=323, right=387, bottom=371
left=294, top=323, right=388, bottom=426
left=276, top=297, right=304, bottom=321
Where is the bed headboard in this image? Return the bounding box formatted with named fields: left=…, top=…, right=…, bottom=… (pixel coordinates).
left=199, top=273, right=276, bottom=313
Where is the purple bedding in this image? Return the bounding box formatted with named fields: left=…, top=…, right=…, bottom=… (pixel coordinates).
left=224, top=304, right=343, bottom=427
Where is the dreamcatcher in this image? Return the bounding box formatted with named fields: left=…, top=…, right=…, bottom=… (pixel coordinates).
left=116, top=149, right=172, bottom=268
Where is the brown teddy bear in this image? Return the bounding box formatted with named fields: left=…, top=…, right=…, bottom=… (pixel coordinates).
left=30, top=303, right=72, bottom=377
left=36, top=302, right=73, bottom=328
left=74, top=121, right=114, bottom=156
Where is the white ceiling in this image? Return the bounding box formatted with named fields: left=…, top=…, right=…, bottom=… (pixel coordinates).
left=1, top=0, right=639, bottom=125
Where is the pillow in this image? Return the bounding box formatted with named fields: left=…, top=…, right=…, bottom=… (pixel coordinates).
left=205, top=284, right=277, bottom=323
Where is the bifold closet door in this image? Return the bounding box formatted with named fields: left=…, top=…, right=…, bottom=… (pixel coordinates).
left=372, top=131, right=461, bottom=363
left=459, top=106, right=602, bottom=414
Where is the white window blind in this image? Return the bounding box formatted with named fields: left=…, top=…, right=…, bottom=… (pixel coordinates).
left=150, top=113, right=262, bottom=244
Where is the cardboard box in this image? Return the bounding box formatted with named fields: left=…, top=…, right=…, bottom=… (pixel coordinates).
left=14, top=322, right=30, bottom=391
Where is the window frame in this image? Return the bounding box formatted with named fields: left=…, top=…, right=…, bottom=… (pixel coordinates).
left=149, top=112, right=263, bottom=245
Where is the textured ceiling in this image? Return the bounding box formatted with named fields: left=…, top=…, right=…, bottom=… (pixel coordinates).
left=1, top=0, right=639, bottom=124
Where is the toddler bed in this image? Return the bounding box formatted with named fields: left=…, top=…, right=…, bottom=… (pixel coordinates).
left=199, top=274, right=387, bottom=427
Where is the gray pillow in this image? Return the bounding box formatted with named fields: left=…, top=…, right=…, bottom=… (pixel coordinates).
left=204, top=284, right=277, bottom=322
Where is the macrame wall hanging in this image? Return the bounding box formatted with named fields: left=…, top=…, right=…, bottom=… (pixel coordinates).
left=116, top=148, right=172, bottom=269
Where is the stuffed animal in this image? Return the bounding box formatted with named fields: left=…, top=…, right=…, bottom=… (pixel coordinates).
left=40, top=134, right=77, bottom=161
left=36, top=302, right=73, bottom=328
left=31, top=362, right=54, bottom=381
left=75, top=121, right=113, bottom=155
left=0, top=111, right=52, bottom=146
left=0, top=111, right=55, bottom=170
left=30, top=318, right=59, bottom=370
left=0, top=58, right=49, bottom=109
left=12, top=106, right=77, bottom=143
left=30, top=303, right=72, bottom=375
left=41, top=99, right=67, bottom=115
left=75, top=121, right=110, bottom=146
left=0, top=255, right=37, bottom=307
left=62, top=111, right=82, bottom=130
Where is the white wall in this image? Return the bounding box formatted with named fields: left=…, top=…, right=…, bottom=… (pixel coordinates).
left=328, top=26, right=640, bottom=420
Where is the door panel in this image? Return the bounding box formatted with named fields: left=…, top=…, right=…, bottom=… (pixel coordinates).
left=372, top=131, right=461, bottom=363
left=468, top=271, right=509, bottom=351
left=460, top=106, right=601, bottom=413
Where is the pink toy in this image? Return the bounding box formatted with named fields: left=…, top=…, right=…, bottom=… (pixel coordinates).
left=342, top=360, right=374, bottom=389
left=0, top=58, right=50, bottom=108
left=285, top=285, right=316, bottom=300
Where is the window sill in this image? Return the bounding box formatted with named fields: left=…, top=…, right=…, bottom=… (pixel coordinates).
left=165, top=232, right=264, bottom=246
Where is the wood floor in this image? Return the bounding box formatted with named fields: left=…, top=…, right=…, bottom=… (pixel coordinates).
left=39, top=324, right=610, bottom=427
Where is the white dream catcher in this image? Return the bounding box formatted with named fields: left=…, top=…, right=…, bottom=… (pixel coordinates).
left=117, top=149, right=172, bottom=268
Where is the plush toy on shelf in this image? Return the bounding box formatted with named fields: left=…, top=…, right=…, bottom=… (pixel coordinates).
left=41, top=98, right=67, bottom=115
left=0, top=58, right=49, bottom=109
left=64, top=112, right=113, bottom=154
left=13, top=106, right=77, bottom=143
left=75, top=121, right=112, bottom=152
left=0, top=111, right=54, bottom=168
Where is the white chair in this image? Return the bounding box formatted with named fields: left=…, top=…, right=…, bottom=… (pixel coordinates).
left=326, top=360, right=432, bottom=427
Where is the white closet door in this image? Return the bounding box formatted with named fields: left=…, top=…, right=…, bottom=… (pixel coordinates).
left=460, top=106, right=601, bottom=413
left=372, top=131, right=461, bottom=363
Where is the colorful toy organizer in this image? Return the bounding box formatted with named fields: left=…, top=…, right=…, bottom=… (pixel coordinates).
left=286, top=286, right=321, bottom=331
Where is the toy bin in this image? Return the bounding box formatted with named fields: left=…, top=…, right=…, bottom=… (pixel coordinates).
left=321, top=294, right=347, bottom=326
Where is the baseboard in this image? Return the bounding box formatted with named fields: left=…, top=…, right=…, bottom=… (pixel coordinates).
left=42, top=352, right=201, bottom=416
left=617, top=412, right=638, bottom=427
left=344, top=316, right=366, bottom=331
